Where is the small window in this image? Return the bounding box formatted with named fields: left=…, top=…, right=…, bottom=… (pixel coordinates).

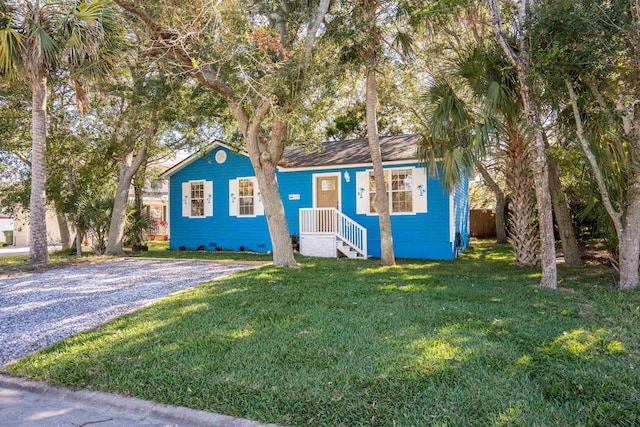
left=238, top=178, right=254, bottom=216
left=391, top=169, right=413, bottom=213
left=191, top=182, right=204, bottom=217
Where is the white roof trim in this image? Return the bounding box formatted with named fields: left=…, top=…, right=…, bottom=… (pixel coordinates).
left=161, top=141, right=249, bottom=178
left=277, top=159, right=422, bottom=172
left=162, top=141, right=427, bottom=178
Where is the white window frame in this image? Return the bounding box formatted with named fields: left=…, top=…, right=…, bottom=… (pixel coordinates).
left=190, top=180, right=206, bottom=218
left=237, top=177, right=256, bottom=217
left=367, top=168, right=416, bottom=216
left=389, top=168, right=414, bottom=214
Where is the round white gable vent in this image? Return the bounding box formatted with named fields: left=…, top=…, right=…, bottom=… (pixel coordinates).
left=215, top=149, right=227, bottom=164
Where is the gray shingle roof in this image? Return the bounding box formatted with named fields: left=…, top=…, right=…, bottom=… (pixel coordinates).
left=279, top=133, right=421, bottom=168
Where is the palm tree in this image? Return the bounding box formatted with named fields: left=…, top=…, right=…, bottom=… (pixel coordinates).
left=76, top=189, right=114, bottom=255
left=458, top=46, right=580, bottom=266
left=417, top=47, right=541, bottom=266
left=419, top=44, right=582, bottom=268
left=0, top=0, right=118, bottom=265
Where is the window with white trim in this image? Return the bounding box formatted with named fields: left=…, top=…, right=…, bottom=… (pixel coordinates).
left=191, top=181, right=205, bottom=217
left=368, top=169, right=413, bottom=213
left=229, top=177, right=263, bottom=217
left=391, top=169, right=413, bottom=213
left=238, top=178, right=255, bottom=216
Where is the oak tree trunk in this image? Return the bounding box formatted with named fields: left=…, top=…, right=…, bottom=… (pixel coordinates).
left=105, top=147, right=147, bottom=256
left=105, top=165, right=133, bottom=256
left=29, top=74, right=49, bottom=266
left=548, top=158, right=581, bottom=266
left=489, top=0, right=557, bottom=289
left=565, top=79, right=635, bottom=289
left=619, top=171, right=640, bottom=290
left=250, top=148, right=297, bottom=267
left=520, top=85, right=557, bottom=288
left=75, top=228, right=84, bottom=257
left=105, top=116, right=153, bottom=256
left=475, top=161, right=507, bottom=244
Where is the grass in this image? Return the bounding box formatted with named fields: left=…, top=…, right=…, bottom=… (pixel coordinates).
left=0, top=249, right=94, bottom=275
left=3, top=244, right=640, bottom=426
left=0, top=241, right=271, bottom=274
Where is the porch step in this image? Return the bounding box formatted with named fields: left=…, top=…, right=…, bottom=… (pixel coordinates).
left=336, top=240, right=366, bottom=259
left=300, top=208, right=367, bottom=259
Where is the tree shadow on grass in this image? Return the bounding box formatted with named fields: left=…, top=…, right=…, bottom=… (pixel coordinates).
left=5, top=258, right=640, bottom=426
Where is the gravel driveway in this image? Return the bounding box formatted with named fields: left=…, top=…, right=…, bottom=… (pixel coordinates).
left=0, top=259, right=257, bottom=367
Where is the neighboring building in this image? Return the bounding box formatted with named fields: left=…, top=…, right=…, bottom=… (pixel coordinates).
left=163, top=134, right=469, bottom=260
left=11, top=167, right=171, bottom=247
left=135, top=165, right=169, bottom=237
left=0, top=214, right=13, bottom=245
left=12, top=208, right=62, bottom=247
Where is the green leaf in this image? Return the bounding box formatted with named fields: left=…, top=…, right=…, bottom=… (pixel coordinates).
left=0, top=26, right=24, bottom=75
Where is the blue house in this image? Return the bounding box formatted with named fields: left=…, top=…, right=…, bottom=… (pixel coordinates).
left=162, top=134, right=469, bottom=260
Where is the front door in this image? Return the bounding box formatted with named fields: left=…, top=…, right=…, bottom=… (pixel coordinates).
left=315, top=175, right=339, bottom=233
left=316, top=176, right=339, bottom=209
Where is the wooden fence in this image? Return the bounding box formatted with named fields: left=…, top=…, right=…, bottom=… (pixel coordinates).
left=470, top=209, right=496, bottom=238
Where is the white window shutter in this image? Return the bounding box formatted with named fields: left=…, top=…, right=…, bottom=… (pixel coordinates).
left=182, top=182, right=191, bottom=217
left=254, top=178, right=265, bottom=216
left=355, top=171, right=369, bottom=214
left=204, top=181, right=214, bottom=217
left=413, top=167, right=427, bottom=213
left=229, top=179, right=238, bottom=217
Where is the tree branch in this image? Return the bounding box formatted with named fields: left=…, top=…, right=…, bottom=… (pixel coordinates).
left=487, top=0, right=520, bottom=69
left=300, top=0, right=330, bottom=74
left=12, top=151, right=31, bottom=168
left=565, top=79, right=623, bottom=234
left=113, top=0, right=250, bottom=133
left=474, top=159, right=504, bottom=200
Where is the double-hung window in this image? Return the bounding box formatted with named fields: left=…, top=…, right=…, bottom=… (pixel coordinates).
left=181, top=180, right=213, bottom=218
left=229, top=177, right=264, bottom=217
left=390, top=169, right=413, bottom=213
left=368, top=169, right=413, bottom=214
left=191, top=181, right=205, bottom=217
left=238, top=178, right=255, bottom=216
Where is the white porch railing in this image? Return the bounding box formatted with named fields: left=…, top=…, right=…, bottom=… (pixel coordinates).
left=299, top=208, right=367, bottom=258
left=149, top=223, right=168, bottom=236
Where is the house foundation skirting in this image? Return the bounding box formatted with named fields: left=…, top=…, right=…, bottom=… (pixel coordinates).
left=300, top=233, right=336, bottom=258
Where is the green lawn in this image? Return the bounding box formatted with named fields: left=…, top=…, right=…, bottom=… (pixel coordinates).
left=0, top=250, right=93, bottom=275
left=4, top=245, right=640, bottom=426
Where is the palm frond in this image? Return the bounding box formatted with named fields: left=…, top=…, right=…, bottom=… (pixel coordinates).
left=25, top=11, right=59, bottom=73
left=393, top=31, right=414, bottom=58
left=63, top=0, right=121, bottom=78
left=0, top=26, right=24, bottom=75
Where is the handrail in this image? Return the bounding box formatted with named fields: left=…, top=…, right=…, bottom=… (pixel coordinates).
left=299, top=208, right=367, bottom=258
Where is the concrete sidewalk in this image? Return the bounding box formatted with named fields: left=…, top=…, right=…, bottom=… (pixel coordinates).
left=0, top=375, right=277, bottom=427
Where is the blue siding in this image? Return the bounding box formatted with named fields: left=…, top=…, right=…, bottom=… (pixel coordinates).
left=453, top=174, right=470, bottom=254
left=169, top=146, right=468, bottom=260
left=169, top=147, right=272, bottom=252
